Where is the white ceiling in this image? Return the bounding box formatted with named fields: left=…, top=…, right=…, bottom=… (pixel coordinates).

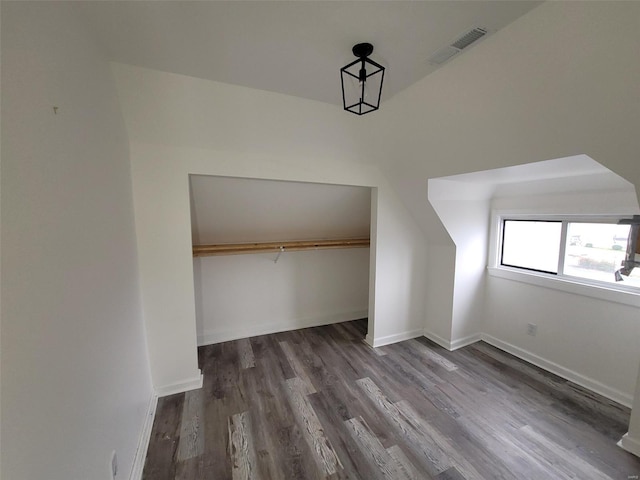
left=77, top=1, right=541, bottom=106
left=429, top=155, right=637, bottom=201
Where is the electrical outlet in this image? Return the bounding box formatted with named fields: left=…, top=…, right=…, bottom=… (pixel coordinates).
left=111, top=451, right=118, bottom=479
left=527, top=323, right=538, bottom=336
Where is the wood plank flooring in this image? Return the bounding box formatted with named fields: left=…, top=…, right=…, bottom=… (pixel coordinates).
left=143, top=320, right=640, bottom=479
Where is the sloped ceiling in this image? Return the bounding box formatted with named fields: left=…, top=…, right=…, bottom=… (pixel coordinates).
left=77, top=1, right=540, bottom=106
left=190, top=175, right=371, bottom=245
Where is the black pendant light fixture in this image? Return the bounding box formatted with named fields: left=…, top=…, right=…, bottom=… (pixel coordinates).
left=340, top=43, right=385, bottom=115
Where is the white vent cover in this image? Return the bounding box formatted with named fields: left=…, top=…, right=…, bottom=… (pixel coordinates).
left=428, top=27, right=488, bottom=65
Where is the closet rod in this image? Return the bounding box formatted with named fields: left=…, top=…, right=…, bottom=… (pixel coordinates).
left=193, top=238, right=370, bottom=257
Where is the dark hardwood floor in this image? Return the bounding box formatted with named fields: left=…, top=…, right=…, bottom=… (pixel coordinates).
left=143, top=320, right=640, bottom=479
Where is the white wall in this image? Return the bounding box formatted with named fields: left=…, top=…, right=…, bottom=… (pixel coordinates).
left=485, top=275, right=640, bottom=405
left=428, top=180, right=493, bottom=347
left=1, top=3, right=153, bottom=479
left=112, top=63, right=428, bottom=392
left=195, top=249, right=370, bottom=344
left=424, top=244, right=456, bottom=344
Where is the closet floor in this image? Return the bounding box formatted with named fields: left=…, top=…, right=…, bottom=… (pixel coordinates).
left=143, top=319, right=640, bottom=479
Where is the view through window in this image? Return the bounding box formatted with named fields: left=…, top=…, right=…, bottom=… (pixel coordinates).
left=500, top=219, right=640, bottom=289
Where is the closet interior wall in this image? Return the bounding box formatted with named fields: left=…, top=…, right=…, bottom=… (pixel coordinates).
left=189, top=175, right=372, bottom=345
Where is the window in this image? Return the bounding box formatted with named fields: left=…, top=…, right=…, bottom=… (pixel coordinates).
left=499, top=218, right=640, bottom=290
left=501, top=220, right=562, bottom=274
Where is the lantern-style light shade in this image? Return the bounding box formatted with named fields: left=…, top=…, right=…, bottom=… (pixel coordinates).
left=340, top=43, right=385, bottom=115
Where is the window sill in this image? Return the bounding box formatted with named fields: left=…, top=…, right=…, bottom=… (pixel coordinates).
left=487, top=266, right=640, bottom=308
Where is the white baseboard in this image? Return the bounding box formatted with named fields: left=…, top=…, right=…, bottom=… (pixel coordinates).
left=155, top=372, right=204, bottom=398
left=423, top=330, right=482, bottom=351
left=451, top=333, right=482, bottom=350
left=370, top=329, right=424, bottom=348
left=422, top=330, right=453, bottom=350
left=618, top=433, right=640, bottom=458
left=422, top=330, right=632, bottom=407
left=129, top=374, right=205, bottom=478
left=197, top=310, right=368, bottom=346
left=481, top=334, right=633, bottom=408
left=129, top=392, right=158, bottom=480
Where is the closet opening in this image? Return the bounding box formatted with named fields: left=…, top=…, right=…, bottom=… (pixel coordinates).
left=188, top=174, right=373, bottom=346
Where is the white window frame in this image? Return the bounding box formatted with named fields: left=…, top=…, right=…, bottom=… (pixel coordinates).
left=488, top=210, right=640, bottom=307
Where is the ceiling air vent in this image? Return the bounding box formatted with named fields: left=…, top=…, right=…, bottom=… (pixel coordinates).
left=428, top=27, right=488, bottom=65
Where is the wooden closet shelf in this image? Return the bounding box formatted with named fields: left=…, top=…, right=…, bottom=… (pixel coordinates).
left=193, top=238, right=370, bottom=257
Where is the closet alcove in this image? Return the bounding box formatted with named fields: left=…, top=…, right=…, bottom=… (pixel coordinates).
left=189, top=174, right=372, bottom=346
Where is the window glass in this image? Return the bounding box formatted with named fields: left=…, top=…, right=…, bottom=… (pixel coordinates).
left=563, top=222, right=630, bottom=285
left=501, top=220, right=562, bottom=273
